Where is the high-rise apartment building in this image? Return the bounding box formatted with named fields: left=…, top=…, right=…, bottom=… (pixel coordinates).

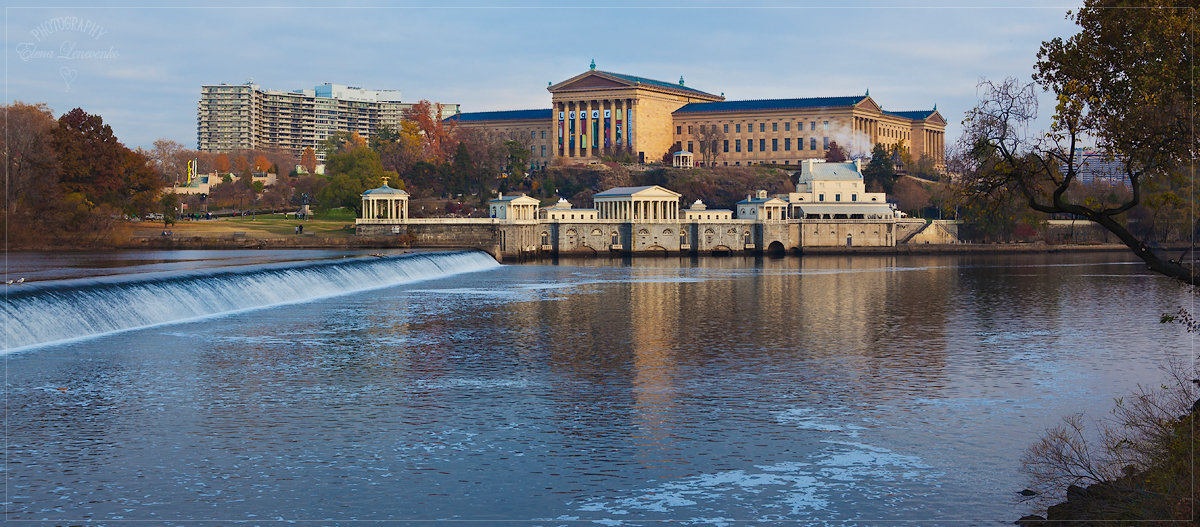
left=197, top=82, right=459, bottom=160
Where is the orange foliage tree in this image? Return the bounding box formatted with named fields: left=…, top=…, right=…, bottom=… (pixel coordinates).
left=253, top=154, right=271, bottom=172
left=214, top=153, right=231, bottom=174
left=234, top=155, right=250, bottom=175
left=301, top=147, right=318, bottom=173
left=404, top=100, right=458, bottom=163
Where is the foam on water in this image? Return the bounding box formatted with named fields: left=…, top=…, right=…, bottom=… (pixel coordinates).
left=3, top=250, right=500, bottom=352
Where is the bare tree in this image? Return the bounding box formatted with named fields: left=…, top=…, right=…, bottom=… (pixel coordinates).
left=147, top=139, right=187, bottom=184
left=959, top=77, right=1196, bottom=284
left=691, top=123, right=726, bottom=167
left=1020, top=355, right=1197, bottom=512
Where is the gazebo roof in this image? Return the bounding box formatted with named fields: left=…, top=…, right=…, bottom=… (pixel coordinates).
left=361, top=183, right=409, bottom=196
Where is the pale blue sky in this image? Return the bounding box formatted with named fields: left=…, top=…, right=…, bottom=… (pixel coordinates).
left=5, top=1, right=1082, bottom=151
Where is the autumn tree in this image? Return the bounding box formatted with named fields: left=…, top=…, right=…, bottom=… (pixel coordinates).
left=252, top=154, right=271, bottom=173
left=824, top=140, right=848, bottom=162
left=300, top=147, right=318, bottom=174
left=691, top=123, right=726, bottom=167
left=234, top=155, right=250, bottom=176
left=51, top=108, right=162, bottom=217
left=214, top=153, right=231, bottom=174
left=405, top=100, right=458, bottom=162
left=1, top=102, right=61, bottom=234
left=372, top=122, right=423, bottom=176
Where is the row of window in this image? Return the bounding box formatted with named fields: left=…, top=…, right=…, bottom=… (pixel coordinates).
left=697, top=160, right=818, bottom=167
left=816, top=193, right=861, bottom=202
left=679, top=121, right=831, bottom=135
left=700, top=137, right=831, bottom=153
left=495, top=130, right=549, bottom=140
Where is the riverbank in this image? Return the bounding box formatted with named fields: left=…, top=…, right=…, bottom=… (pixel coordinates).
left=110, top=236, right=1138, bottom=257
left=8, top=216, right=1154, bottom=257
left=32, top=233, right=1144, bottom=257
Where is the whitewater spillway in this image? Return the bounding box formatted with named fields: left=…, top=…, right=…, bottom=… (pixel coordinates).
left=3, top=251, right=500, bottom=352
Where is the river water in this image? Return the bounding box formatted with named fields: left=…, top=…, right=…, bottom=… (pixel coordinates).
left=2, top=250, right=1191, bottom=525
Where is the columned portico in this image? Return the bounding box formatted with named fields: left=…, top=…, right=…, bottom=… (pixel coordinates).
left=356, top=178, right=409, bottom=224
left=548, top=66, right=723, bottom=166
left=594, top=185, right=683, bottom=222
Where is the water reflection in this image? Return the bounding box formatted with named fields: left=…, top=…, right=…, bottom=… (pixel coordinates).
left=3, top=251, right=1189, bottom=524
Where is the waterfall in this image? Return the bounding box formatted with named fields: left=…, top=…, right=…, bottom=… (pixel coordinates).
left=3, top=250, right=500, bottom=352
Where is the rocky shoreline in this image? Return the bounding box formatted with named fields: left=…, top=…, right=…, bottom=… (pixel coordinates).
left=1015, top=400, right=1198, bottom=525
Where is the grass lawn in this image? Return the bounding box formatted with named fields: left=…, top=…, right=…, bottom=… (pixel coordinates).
left=131, top=208, right=359, bottom=239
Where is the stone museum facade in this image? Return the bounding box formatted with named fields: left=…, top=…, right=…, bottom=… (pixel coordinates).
left=449, top=63, right=946, bottom=171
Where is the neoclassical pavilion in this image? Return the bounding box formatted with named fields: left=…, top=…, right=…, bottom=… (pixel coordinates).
left=358, top=179, right=409, bottom=223
left=593, top=185, right=683, bottom=221
left=488, top=193, right=541, bottom=220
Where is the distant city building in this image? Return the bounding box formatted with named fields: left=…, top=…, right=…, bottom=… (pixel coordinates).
left=197, top=82, right=459, bottom=160
left=1063, top=148, right=1128, bottom=186
left=448, top=63, right=947, bottom=171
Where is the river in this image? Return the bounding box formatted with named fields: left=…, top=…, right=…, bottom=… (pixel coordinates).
left=2, top=250, right=1190, bottom=525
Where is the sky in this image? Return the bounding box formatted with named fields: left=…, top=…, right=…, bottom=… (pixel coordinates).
left=4, top=1, right=1084, bottom=152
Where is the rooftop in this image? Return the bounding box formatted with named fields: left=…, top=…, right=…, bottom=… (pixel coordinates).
left=446, top=109, right=553, bottom=123
left=362, top=184, right=409, bottom=196
left=593, top=185, right=682, bottom=198
left=800, top=160, right=864, bottom=182
left=882, top=109, right=937, bottom=120
left=675, top=95, right=867, bottom=114
left=598, top=70, right=720, bottom=98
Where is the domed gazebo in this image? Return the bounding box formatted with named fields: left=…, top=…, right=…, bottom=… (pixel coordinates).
left=358, top=177, right=409, bottom=223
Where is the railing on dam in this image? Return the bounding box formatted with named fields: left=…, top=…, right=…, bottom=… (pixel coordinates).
left=356, top=218, right=540, bottom=225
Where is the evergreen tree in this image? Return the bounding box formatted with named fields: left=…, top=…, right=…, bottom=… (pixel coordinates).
left=862, top=143, right=896, bottom=193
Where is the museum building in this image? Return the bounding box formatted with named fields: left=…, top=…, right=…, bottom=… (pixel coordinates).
left=448, top=62, right=947, bottom=171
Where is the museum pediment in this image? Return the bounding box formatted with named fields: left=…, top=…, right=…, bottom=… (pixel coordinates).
left=549, top=71, right=634, bottom=93
left=855, top=96, right=882, bottom=113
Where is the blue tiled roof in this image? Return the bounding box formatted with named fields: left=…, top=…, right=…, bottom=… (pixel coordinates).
left=361, top=184, right=409, bottom=196
left=446, top=109, right=552, bottom=122
left=882, top=109, right=935, bottom=120
left=674, top=96, right=866, bottom=113
left=600, top=71, right=720, bottom=98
